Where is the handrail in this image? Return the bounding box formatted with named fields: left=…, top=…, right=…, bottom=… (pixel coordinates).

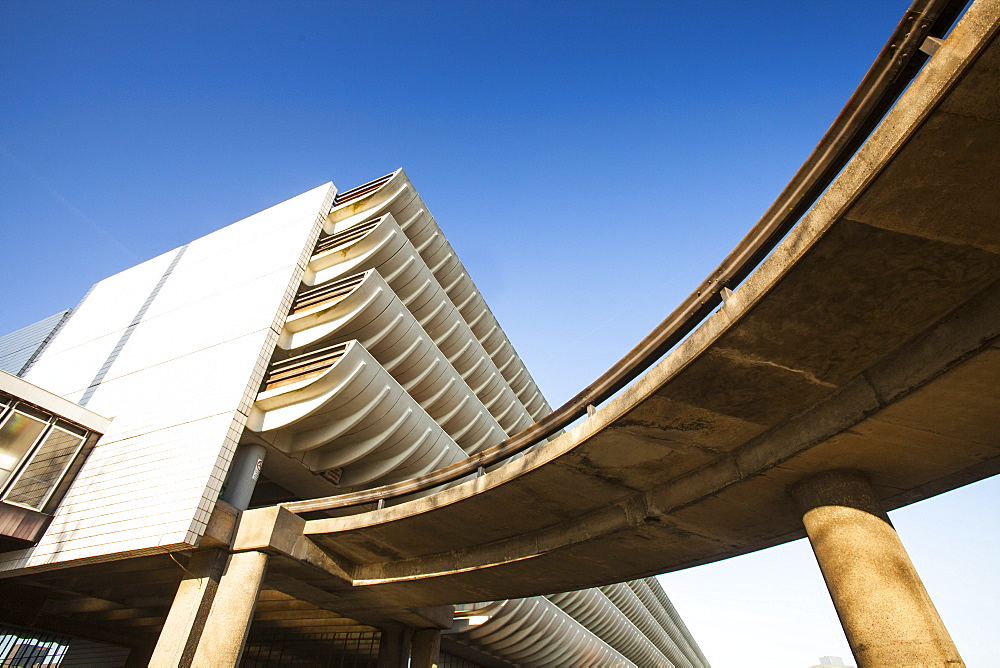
left=332, top=172, right=396, bottom=207
left=281, top=0, right=968, bottom=515
left=262, top=343, right=349, bottom=392
left=313, top=217, right=384, bottom=256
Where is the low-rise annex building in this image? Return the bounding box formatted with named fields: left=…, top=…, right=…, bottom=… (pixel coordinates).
left=0, top=170, right=708, bottom=667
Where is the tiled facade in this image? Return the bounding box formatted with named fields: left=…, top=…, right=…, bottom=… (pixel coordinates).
left=2, top=183, right=334, bottom=572
left=0, top=175, right=705, bottom=667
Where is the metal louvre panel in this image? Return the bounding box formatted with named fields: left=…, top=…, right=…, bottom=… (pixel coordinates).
left=250, top=341, right=467, bottom=490
left=328, top=170, right=551, bottom=421
left=307, top=213, right=532, bottom=436
left=282, top=270, right=505, bottom=454
left=454, top=597, right=635, bottom=667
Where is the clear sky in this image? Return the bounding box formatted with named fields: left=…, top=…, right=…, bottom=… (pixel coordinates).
left=1, top=2, right=996, bottom=666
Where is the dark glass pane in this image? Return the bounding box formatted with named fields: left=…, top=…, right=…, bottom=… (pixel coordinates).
left=0, top=411, right=47, bottom=488
left=4, top=427, right=83, bottom=509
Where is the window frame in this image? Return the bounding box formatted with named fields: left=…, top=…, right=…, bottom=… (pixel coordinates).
left=0, top=400, right=90, bottom=513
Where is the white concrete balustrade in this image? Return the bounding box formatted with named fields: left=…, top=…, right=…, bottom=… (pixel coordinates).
left=328, top=169, right=550, bottom=420
left=548, top=588, right=676, bottom=668
left=453, top=596, right=635, bottom=667
left=601, top=582, right=693, bottom=668
left=307, top=212, right=533, bottom=436
left=629, top=578, right=706, bottom=666
left=644, top=577, right=709, bottom=666
left=279, top=269, right=505, bottom=454
left=249, top=340, right=466, bottom=489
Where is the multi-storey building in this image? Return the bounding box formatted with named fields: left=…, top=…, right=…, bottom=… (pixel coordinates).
left=0, top=171, right=707, bottom=667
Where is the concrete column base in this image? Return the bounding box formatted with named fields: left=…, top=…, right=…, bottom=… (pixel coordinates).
left=411, top=628, right=442, bottom=668
left=791, top=470, right=963, bottom=667
left=148, top=549, right=228, bottom=668
left=190, top=550, right=269, bottom=667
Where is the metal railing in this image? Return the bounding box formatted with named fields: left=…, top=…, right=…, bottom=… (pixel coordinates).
left=313, top=218, right=383, bottom=256
left=262, top=343, right=350, bottom=392
left=331, top=173, right=395, bottom=207
left=282, top=0, right=968, bottom=514
left=291, top=272, right=369, bottom=315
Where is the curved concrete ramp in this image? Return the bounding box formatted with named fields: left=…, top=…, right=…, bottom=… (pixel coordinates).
left=238, top=4, right=1000, bottom=611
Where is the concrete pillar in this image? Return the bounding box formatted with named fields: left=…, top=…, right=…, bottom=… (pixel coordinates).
left=377, top=624, right=412, bottom=668
left=149, top=549, right=228, bottom=667
left=190, top=550, right=269, bottom=667
left=410, top=629, right=442, bottom=668
left=221, top=442, right=266, bottom=510
left=790, top=470, right=963, bottom=667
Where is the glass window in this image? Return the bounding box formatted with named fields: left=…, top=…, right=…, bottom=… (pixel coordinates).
left=4, top=423, right=85, bottom=510
left=0, top=409, right=49, bottom=489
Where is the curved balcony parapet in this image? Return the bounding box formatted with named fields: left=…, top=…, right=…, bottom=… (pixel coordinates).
left=547, top=588, right=674, bottom=668
left=628, top=579, right=705, bottom=667
left=305, top=213, right=533, bottom=436
left=309, top=215, right=409, bottom=286
left=280, top=269, right=505, bottom=454
left=642, top=578, right=709, bottom=667
left=331, top=172, right=396, bottom=209
left=248, top=341, right=467, bottom=490
left=329, top=169, right=552, bottom=420
left=453, top=597, right=635, bottom=667
left=329, top=171, right=403, bottom=219
left=601, top=583, right=691, bottom=668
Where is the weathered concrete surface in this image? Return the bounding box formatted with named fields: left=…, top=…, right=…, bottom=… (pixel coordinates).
left=410, top=628, right=442, bottom=668
left=149, top=549, right=228, bottom=667
left=792, top=470, right=963, bottom=667
left=377, top=625, right=411, bottom=668
left=191, top=550, right=268, bottom=666
left=231, top=0, right=1000, bottom=615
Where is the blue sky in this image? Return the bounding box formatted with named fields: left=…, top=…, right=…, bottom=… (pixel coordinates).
left=2, top=2, right=996, bottom=666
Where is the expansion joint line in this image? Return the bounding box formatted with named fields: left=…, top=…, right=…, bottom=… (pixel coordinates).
left=80, top=244, right=189, bottom=407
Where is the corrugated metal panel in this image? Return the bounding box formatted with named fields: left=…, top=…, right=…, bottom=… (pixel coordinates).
left=0, top=310, right=71, bottom=377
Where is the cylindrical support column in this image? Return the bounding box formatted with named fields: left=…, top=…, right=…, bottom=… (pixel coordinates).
left=790, top=470, right=963, bottom=667
left=191, top=550, right=269, bottom=667
left=220, top=443, right=266, bottom=510
left=410, top=628, right=442, bottom=668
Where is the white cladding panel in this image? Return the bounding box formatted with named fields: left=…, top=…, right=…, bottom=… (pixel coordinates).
left=1, top=183, right=334, bottom=572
